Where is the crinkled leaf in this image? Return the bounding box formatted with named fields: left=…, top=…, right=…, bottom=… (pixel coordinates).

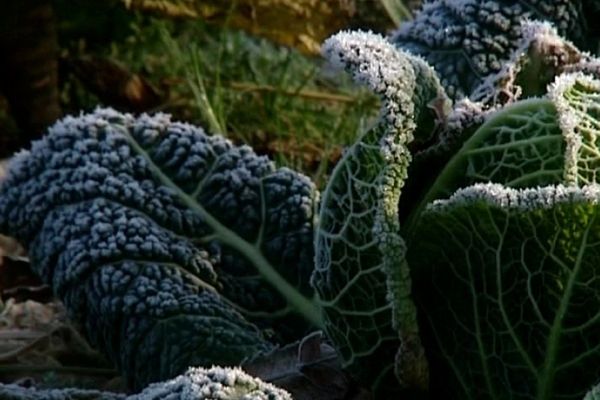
left=468, top=21, right=582, bottom=106
left=392, top=0, right=588, bottom=99
left=0, top=366, right=292, bottom=400
left=406, top=98, right=562, bottom=228
left=406, top=73, right=600, bottom=232
left=550, top=73, right=600, bottom=185
left=409, top=183, right=600, bottom=400
left=131, top=366, right=292, bottom=400
left=312, top=30, right=448, bottom=394
left=0, top=108, right=320, bottom=389
left=398, top=18, right=585, bottom=217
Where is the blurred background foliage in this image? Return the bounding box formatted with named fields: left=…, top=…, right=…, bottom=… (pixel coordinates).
left=0, top=0, right=419, bottom=186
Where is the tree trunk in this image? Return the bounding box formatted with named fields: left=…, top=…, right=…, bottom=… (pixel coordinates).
left=0, top=0, right=61, bottom=157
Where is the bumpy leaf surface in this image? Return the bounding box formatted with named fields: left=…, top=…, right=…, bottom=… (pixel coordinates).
left=468, top=21, right=583, bottom=106
left=0, top=366, right=292, bottom=400
left=132, top=366, right=292, bottom=400
left=392, top=0, right=588, bottom=99
left=0, top=108, right=320, bottom=389
left=409, top=183, right=600, bottom=400
left=399, top=21, right=586, bottom=218
left=312, top=31, right=447, bottom=393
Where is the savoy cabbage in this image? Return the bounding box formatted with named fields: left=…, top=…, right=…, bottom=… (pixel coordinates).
left=0, top=366, right=291, bottom=400
left=391, top=0, right=598, bottom=100
left=2, top=0, right=600, bottom=399
left=312, top=30, right=446, bottom=394
left=0, top=108, right=320, bottom=390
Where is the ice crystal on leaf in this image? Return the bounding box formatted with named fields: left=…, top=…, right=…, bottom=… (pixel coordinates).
left=314, top=30, right=447, bottom=395
left=392, top=0, right=588, bottom=99
left=4, top=1, right=600, bottom=400
left=0, top=108, right=320, bottom=389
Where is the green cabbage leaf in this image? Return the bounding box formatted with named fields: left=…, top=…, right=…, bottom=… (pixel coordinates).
left=409, top=183, right=600, bottom=400
left=405, top=73, right=600, bottom=232
left=0, top=109, right=321, bottom=389
left=312, top=30, right=448, bottom=395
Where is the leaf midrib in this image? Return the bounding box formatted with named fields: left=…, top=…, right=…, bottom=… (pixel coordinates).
left=120, top=127, right=325, bottom=329
left=404, top=98, right=559, bottom=237
left=536, top=211, right=595, bottom=400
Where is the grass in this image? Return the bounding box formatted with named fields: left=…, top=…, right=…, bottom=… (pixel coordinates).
left=105, top=17, right=379, bottom=186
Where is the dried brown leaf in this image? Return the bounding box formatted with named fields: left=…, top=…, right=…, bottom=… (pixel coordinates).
left=63, top=56, right=163, bottom=113
left=244, top=331, right=373, bottom=400
left=0, top=300, right=119, bottom=389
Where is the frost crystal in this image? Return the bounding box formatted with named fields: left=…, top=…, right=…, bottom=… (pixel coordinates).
left=427, top=182, right=600, bottom=212
left=0, top=367, right=291, bottom=400
left=0, top=108, right=320, bottom=389
left=470, top=20, right=581, bottom=106
left=133, top=367, right=292, bottom=400
left=315, top=30, right=447, bottom=393
left=549, top=72, right=600, bottom=185
left=322, top=30, right=417, bottom=140
left=392, top=0, right=586, bottom=99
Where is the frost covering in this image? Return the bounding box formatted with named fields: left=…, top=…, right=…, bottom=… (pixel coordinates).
left=409, top=183, right=600, bottom=399
left=400, top=73, right=600, bottom=399
left=132, top=366, right=292, bottom=400
left=4, top=1, right=600, bottom=398
left=549, top=73, right=600, bottom=185
left=313, top=12, right=600, bottom=398
left=313, top=30, right=448, bottom=394
left=403, top=72, right=600, bottom=232
left=392, top=0, right=588, bottom=99
left=0, top=367, right=292, bottom=400
left=0, top=108, right=320, bottom=389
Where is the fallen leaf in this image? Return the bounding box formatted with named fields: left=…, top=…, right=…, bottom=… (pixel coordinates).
left=244, top=331, right=373, bottom=400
